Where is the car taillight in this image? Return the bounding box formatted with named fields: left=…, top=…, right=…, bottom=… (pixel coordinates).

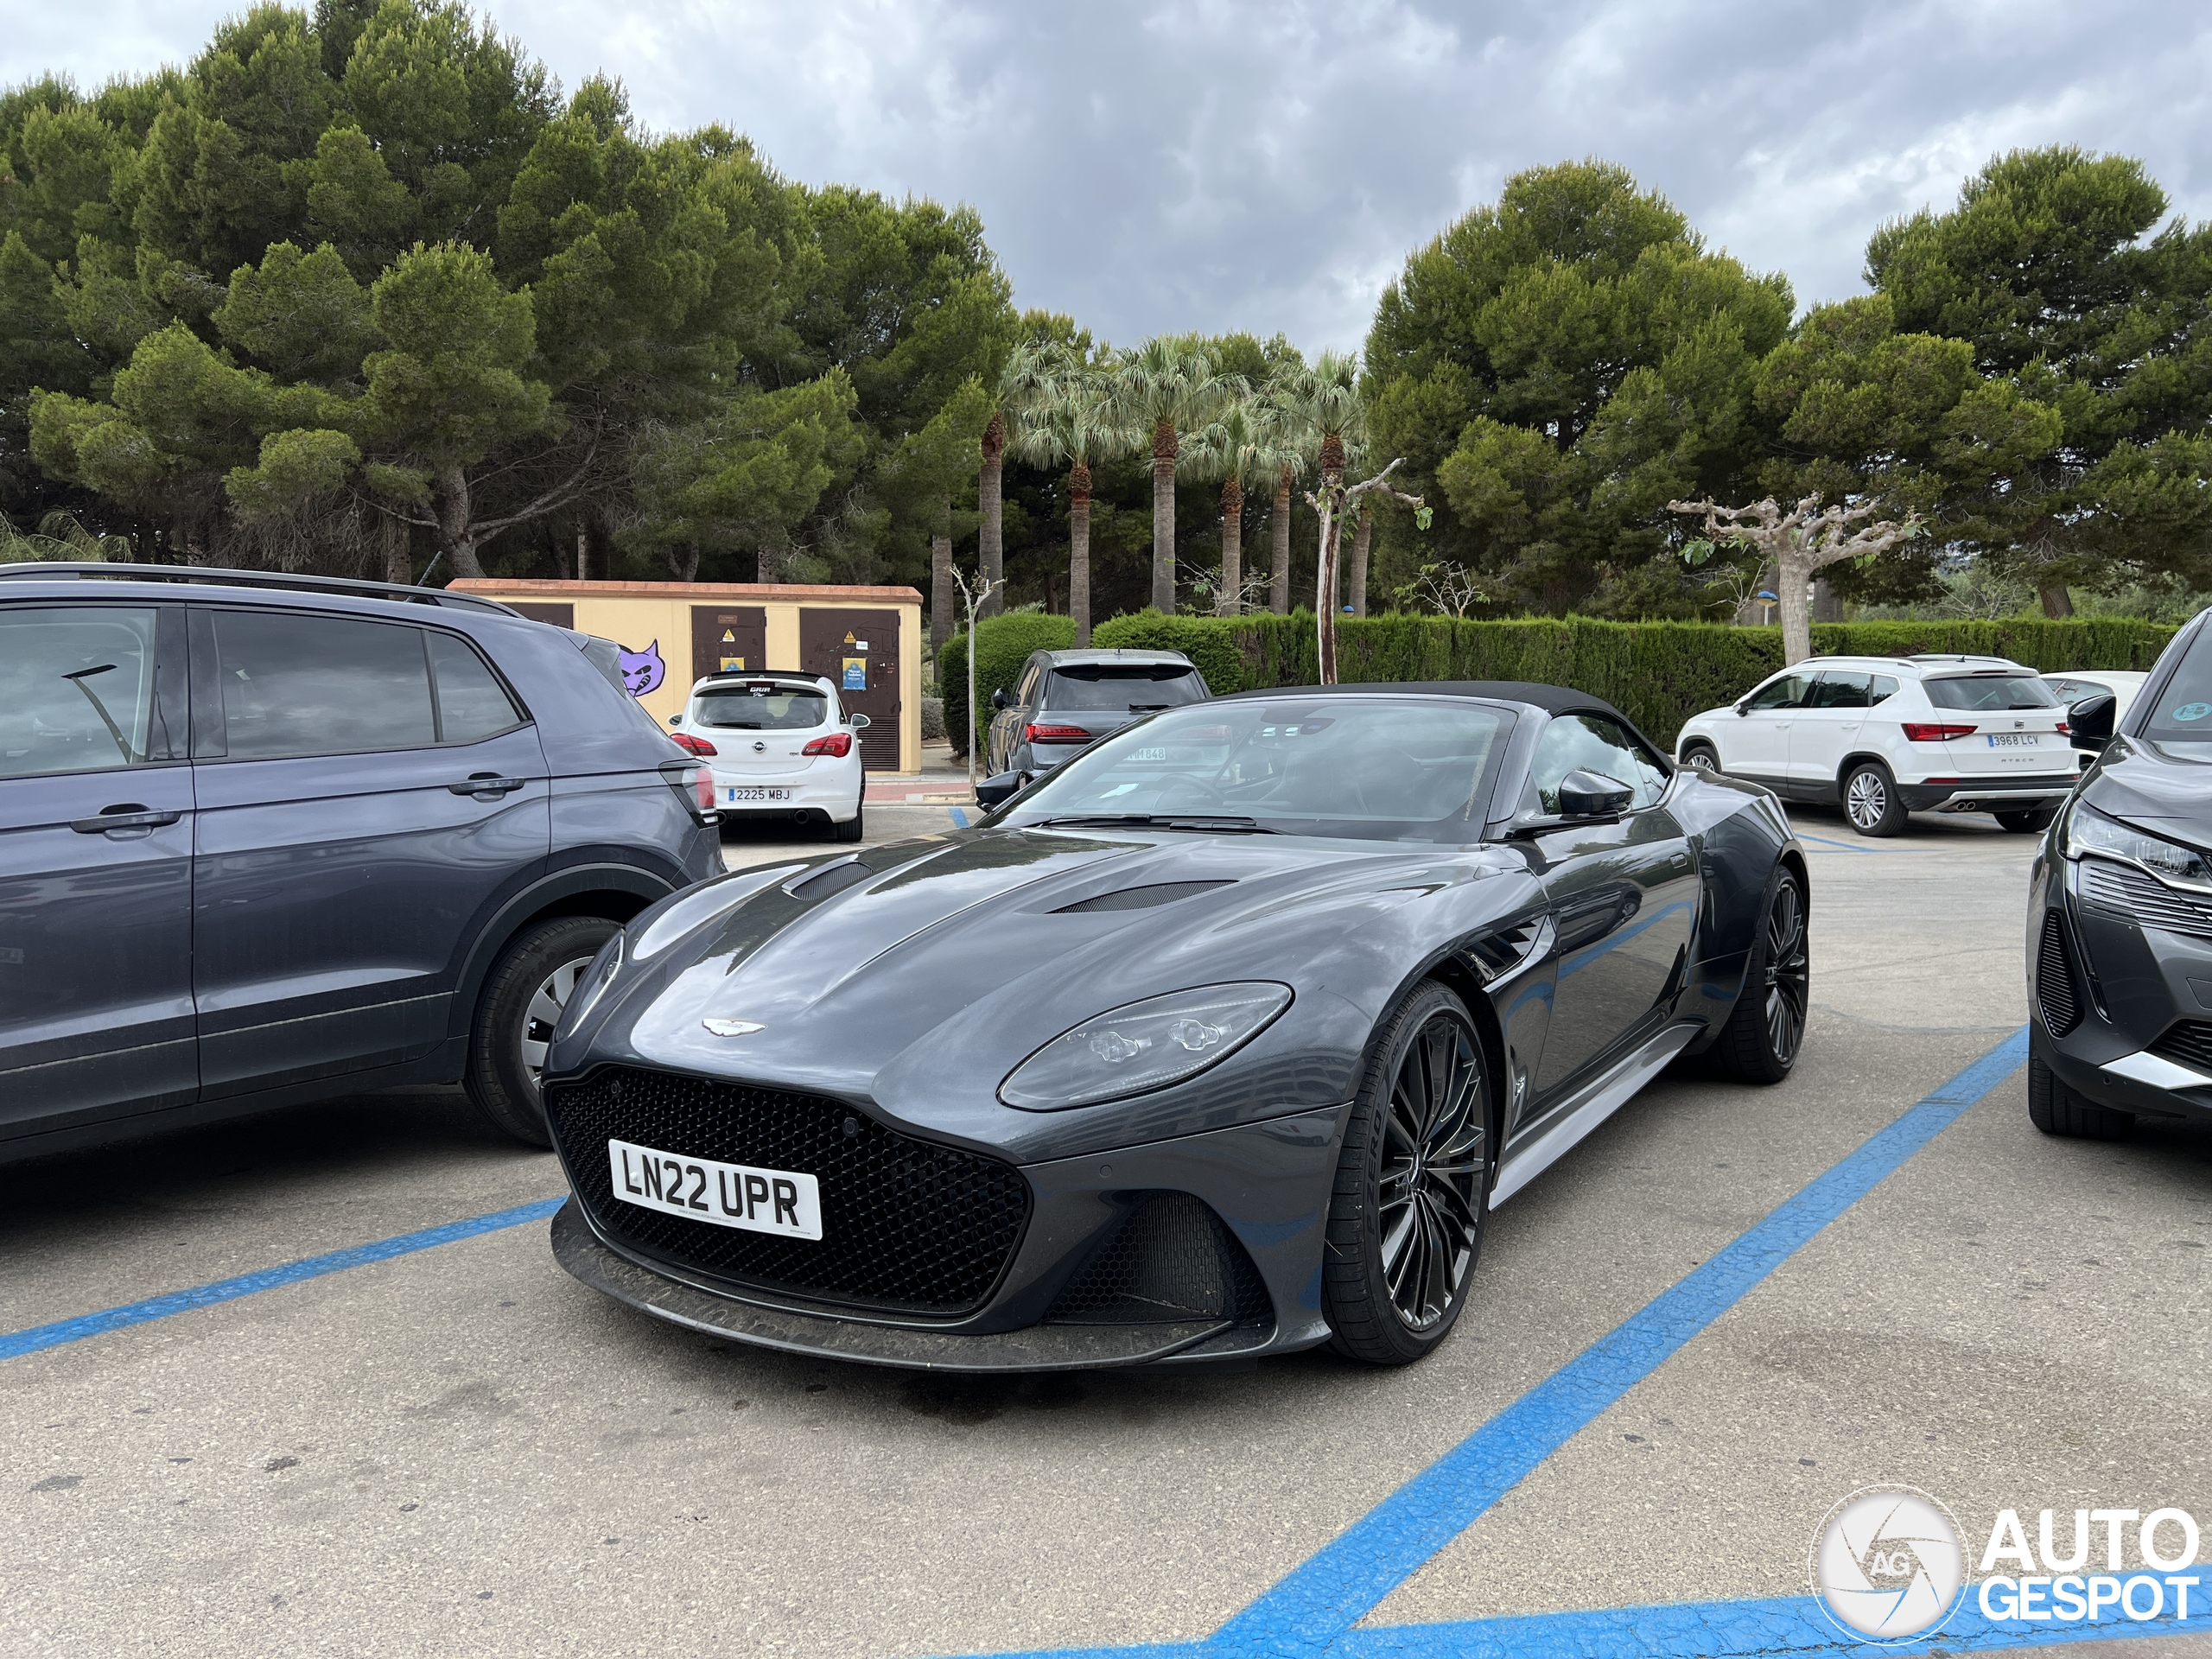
left=1901, top=722, right=1977, bottom=741
left=658, top=760, right=719, bottom=824
left=1026, top=722, right=1091, bottom=744
left=671, top=731, right=718, bottom=757
left=802, top=731, right=853, bottom=758
left=2056, top=721, right=2069, bottom=734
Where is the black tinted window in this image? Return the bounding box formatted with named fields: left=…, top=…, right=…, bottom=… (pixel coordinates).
left=1923, top=674, right=2056, bottom=711
left=429, top=632, right=523, bottom=742
left=695, top=683, right=828, bottom=730
left=1870, top=676, right=1899, bottom=703
left=1809, top=671, right=1872, bottom=709
left=1743, top=672, right=1809, bottom=712
left=1045, top=666, right=1208, bottom=711
left=214, top=610, right=435, bottom=759
left=0, top=606, right=160, bottom=779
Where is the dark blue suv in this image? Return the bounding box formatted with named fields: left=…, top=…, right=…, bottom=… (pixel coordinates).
left=0, top=563, right=721, bottom=1158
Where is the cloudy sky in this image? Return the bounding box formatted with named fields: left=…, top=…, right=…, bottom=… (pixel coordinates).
left=10, top=1, right=2211, bottom=352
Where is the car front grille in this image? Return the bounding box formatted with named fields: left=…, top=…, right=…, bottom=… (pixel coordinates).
left=2148, top=1022, right=2212, bottom=1076
left=2036, top=911, right=2082, bottom=1036
left=548, top=1066, right=1031, bottom=1317
left=1045, top=1192, right=1271, bottom=1327
left=2080, top=861, right=2212, bottom=941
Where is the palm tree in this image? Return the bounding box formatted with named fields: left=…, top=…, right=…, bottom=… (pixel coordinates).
left=1275, top=350, right=1367, bottom=623
left=1180, top=400, right=1292, bottom=616
left=1104, top=338, right=1238, bottom=613
left=1010, top=359, right=1135, bottom=645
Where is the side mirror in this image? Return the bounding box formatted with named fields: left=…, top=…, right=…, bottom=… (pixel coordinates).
left=666, top=714, right=683, bottom=727
left=1558, top=769, right=1634, bottom=818
left=990, top=688, right=1008, bottom=711
left=975, top=770, right=1023, bottom=809
left=848, top=712, right=872, bottom=729
left=1733, top=700, right=1752, bottom=716
left=2069, top=692, right=2115, bottom=753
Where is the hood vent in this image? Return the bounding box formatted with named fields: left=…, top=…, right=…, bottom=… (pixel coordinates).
left=786, top=860, right=872, bottom=902
left=1052, top=880, right=1235, bottom=914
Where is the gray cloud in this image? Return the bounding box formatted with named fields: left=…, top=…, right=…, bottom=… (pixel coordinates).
left=10, top=1, right=2211, bottom=351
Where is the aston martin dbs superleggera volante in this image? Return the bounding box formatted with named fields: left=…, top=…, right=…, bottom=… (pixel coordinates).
left=540, top=682, right=1808, bottom=1370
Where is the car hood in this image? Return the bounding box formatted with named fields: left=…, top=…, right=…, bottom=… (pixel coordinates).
left=2079, top=734, right=2212, bottom=834
left=552, top=826, right=1531, bottom=1158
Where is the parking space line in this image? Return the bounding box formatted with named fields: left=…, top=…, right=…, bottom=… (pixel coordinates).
left=1205, top=1026, right=2029, bottom=1656
left=950, top=806, right=971, bottom=827
left=0, top=1195, right=566, bottom=1362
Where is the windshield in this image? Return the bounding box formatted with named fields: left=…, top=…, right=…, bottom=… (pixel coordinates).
left=1045, top=664, right=1208, bottom=711
left=2140, top=627, right=2212, bottom=757
left=1923, top=674, right=2056, bottom=711
left=997, top=696, right=1512, bottom=842
left=695, top=683, right=830, bottom=730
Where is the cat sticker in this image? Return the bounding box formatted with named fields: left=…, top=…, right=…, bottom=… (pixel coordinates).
left=619, top=640, right=665, bottom=698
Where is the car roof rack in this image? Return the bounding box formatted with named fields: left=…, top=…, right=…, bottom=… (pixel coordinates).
left=0, top=561, right=522, bottom=615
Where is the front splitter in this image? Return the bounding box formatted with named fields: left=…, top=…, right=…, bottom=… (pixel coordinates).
left=550, top=1198, right=1234, bottom=1372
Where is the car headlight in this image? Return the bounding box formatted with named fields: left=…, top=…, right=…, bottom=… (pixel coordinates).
left=998, top=982, right=1294, bottom=1111
left=2062, top=803, right=2212, bottom=891
left=555, top=931, right=626, bottom=1040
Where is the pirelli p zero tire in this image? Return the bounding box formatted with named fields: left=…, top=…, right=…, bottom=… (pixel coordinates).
left=466, top=915, right=620, bottom=1147
left=1710, top=863, right=1808, bottom=1084
left=1842, top=760, right=1910, bottom=837
left=2027, top=1049, right=2133, bottom=1141
left=1323, top=982, right=1494, bottom=1367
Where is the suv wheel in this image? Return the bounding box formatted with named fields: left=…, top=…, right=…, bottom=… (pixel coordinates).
left=2027, top=1050, right=2133, bottom=1141
left=1680, top=742, right=1719, bottom=773
left=466, top=915, right=620, bottom=1146
left=1842, top=761, right=1909, bottom=837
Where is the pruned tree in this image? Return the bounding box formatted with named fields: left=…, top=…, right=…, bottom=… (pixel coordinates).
left=1312, top=459, right=1429, bottom=683
left=1669, top=493, right=1925, bottom=664
left=1395, top=560, right=1489, bottom=618
left=1007, top=353, right=1134, bottom=645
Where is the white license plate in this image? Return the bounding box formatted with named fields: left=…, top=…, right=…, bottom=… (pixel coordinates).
left=1985, top=733, right=2042, bottom=748
left=607, top=1138, right=823, bottom=1240
left=726, top=786, right=792, bottom=802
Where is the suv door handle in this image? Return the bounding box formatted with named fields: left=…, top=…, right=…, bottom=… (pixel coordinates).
left=449, top=775, right=529, bottom=797
left=72, top=806, right=183, bottom=834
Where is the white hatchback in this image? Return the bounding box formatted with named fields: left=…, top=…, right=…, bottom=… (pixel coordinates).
left=666, top=672, right=869, bottom=842
left=1674, top=653, right=2079, bottom=836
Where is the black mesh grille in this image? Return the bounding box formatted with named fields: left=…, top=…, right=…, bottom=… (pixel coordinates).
left=1046, top=1192, right=1271, bottom=1326
left=2037, top=911, right=2081, bottom=1036
left=2081, top=861, right=2212, bottom=940
left=2149, top=1021, right=2212, bottom=1074
left=549, top=1066, right=1030, bottom=1316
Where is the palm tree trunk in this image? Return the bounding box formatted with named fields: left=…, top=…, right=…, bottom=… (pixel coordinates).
left=1271, top=467, right=1292, bottom=614
left=931, top=532, right=953, bottom=660
left=1348, top=506, right=1372, bottom=618
left=1217, top=477, right=1243, bottom=616
left=757, top=543, right=776, bottom=583
left=1316, top=493, right=1342, bottom=685
left=1151, top=419, right=1177, bottom=613
left=1070, top=464, right=1093, bottom=646
left=573, top=517, right=588, bottom=582
left=979, top=411, right=1005, bottom=619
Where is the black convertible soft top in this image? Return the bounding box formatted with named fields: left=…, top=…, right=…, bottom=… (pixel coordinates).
left=1223, top=679, right=1634, bottom=728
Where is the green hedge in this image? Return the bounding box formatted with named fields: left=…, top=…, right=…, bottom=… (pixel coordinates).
left=940, top=613, right=1076, bottom=756
left=957, top=611, right=2173, bottom=750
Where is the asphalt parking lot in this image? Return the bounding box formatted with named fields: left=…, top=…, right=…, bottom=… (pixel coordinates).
left=3, top=803, right=2209, bottom=1658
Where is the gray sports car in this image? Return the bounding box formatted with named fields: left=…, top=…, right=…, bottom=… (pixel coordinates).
left=540, top=683, right=1808, bottom=1371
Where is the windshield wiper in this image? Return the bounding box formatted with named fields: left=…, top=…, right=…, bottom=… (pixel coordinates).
left=1027, top=813, right=1281, bottom=834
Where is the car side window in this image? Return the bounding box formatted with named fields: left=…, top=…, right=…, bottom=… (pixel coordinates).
left=1868, top=675, right=1899, bottom=704
left=1742, top=672, right=1810, bottom=713
left=1810, top=671, right=1872, bottom=709
left=1019, top=662, right=1045, bottom=708
left=1531, top=715, right=1666, bottom=813
left=0, top=605, right=162, bottom=779
left=212, top=609, right=437, bottom=760
left=428, top=632, right=524, bottom=743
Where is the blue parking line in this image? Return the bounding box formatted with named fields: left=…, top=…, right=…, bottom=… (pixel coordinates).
left=0, top=1195, right=566, bottom=1362
left=1205, top=1026, right=2029, bottom=1656
left=950, top=805, right=971, bottom=827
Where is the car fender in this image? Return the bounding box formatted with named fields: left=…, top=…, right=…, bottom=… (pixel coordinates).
left=445, top=861, right=678, bottom=1040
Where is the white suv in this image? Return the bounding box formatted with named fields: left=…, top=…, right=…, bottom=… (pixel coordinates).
left=1674, top=654, right=2078, bottom=837
left=665, top=672, right=869, bottom=842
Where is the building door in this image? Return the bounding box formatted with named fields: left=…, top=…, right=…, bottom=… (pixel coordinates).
left=799, top=608, right=900, bottom=771
left=509, top=602, right=575, bottom=627
left=691, top=606, right=766, bottom=688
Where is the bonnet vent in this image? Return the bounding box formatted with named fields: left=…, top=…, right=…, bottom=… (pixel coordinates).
left=1052, top=880, right=1236, bottom=914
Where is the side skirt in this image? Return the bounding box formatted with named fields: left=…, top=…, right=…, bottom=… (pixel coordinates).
left=1489, top=1021, right=1702, bottom=1206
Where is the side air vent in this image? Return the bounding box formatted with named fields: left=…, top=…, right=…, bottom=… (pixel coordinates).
left=787, top=860, right=871, bottom=902
left=1046, top=1192, right=1270, bottom=1327
left=2148, top=1021, right=2212, bottom=1075
left=2036, top=911, right=2081, bottom=1036
left=1052, top=880, right=1235, bottom=914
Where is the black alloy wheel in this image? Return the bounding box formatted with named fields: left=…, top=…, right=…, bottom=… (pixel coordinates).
left=1711, top=866, right=1808, bottom=1084
left=1842, top=760, right=1909, bottom=837
left=466, top=914, right=620, bottom=1146
left=1324, top=982, right=1493, bottom=1365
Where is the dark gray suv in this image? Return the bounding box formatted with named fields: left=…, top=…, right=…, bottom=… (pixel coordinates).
left=985, top=648, right=1210, bottom=782
left=0, top=563, right=721, bottom=1160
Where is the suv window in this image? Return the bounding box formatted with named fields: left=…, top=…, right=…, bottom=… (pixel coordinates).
left=1870, top=675, right=1899, bottom=703
left=1808, top=671, right=1872, bottom=709
left=1532, top=715, right=1668, bottom=812
left=1923, top=673, right=2057, bottom=711
left=1045, top=664, right=1207, bottom=711
left=213, top=609, right=440, bottom=759
left=428, top=631, right=524, bottom=743
left=1742, top=672, right=1811, bottom=713
left=0, top=606, right=162, bottom=779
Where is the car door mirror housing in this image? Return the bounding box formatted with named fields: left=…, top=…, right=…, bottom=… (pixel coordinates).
left=975, top=769, right=1023, bottom=808
left=990, top=688, right=1008, bottom=710
left=667, top=714, right=682, bottom=727
left=1558, top=769, right=1634, bottom=817
left=848, top=712, right=871, bottom=728
left=2069, top=692, right=2115, bottom=752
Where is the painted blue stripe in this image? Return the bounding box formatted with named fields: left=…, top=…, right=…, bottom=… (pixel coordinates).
left=0, top=1195, right=566, bottom=1362
left=1205, top=1026, right=2031, bottom=1657
left=950, top=805, right=971, bottom=827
